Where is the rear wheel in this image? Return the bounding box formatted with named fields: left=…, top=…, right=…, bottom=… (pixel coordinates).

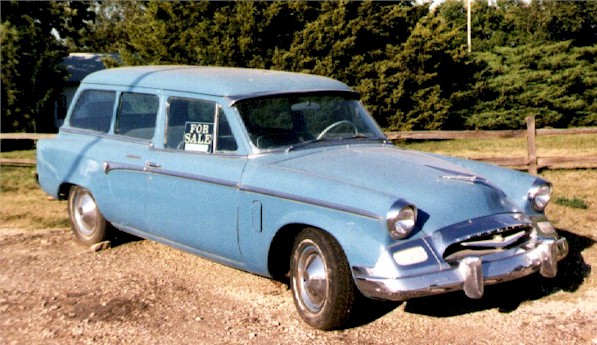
left=290, top=228, right=357, bottom=330
left=68, top=186, right=108, bottom=245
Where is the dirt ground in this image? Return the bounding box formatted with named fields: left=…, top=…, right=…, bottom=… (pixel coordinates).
left=1, top=227, right=595, bottom=345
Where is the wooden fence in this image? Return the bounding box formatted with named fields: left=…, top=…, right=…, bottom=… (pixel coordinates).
left=386, top=116, right=597, bottom=174
left=2, top=116, right=596, bottom=174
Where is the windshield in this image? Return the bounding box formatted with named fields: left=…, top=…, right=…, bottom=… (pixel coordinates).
left=235, top=94, right=386, bottom=150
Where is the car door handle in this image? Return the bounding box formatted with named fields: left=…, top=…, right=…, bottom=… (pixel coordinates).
left=145, top=161, right=161, bottom=168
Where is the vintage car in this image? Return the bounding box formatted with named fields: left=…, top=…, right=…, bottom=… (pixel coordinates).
left=37, top=66, right=568, bottom=330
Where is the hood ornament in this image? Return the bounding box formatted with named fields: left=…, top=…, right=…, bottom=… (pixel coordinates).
left=442, top=175, right=484, bottom=183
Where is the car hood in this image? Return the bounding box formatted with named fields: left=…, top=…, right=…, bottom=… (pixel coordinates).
left=243, top=143, right=521, bottom=236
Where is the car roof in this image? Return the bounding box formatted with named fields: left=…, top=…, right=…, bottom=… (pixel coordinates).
left=81, top=65, right=355, bottom=102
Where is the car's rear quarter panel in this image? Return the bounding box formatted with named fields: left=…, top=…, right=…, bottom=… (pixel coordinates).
left=37, top=132, right=121, bottom=221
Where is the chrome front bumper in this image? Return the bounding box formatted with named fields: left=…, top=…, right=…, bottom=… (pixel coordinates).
left=352, top=237, right=568, bottom=301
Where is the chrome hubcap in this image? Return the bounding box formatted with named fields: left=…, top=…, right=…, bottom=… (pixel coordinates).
left=73, top=190, right=98, bottom=237
left=296, top=241, right=328, bottom=313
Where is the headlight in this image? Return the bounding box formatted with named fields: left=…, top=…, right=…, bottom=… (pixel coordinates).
left=386, top=200, right=417, bottom=240
left=528, top=181, right=552, bottom=212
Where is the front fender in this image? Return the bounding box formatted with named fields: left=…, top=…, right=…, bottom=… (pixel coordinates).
left=237, top=190, right=392, bottom=276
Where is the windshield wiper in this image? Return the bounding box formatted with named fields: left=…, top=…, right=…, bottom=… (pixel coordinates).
left=286, top=138, right=329, bottom=152
left=286, top=135, right=384, bottom=152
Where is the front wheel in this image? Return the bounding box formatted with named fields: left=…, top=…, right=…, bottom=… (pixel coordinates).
left=68, top=186, right=108, bottom=245
left=290, top=228, right=357, bottom=330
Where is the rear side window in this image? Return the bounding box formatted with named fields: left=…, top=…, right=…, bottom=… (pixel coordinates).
left=69, top=90, right=116, bottom=132
left=115, top=93, right=159, bottom=139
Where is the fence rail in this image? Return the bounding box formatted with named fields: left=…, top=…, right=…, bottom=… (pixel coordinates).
left=2, top=116, right=596, bottom=174
left=385, top=126, right=597, bottom=140
left=386, top=117, right=597, bottom=174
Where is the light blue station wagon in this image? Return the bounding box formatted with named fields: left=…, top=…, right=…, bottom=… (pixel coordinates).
left=37, top=66, right=568, bottom=330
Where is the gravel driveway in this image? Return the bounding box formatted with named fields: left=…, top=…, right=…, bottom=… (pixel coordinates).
left=1, top=228, right=595, bottom=345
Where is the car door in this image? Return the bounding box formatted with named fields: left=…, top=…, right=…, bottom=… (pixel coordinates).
left=102, top=91, right=161, bottom=230
left=68, top=89, right=160, bottom=231
left=143, top=96, right=246, bottom=263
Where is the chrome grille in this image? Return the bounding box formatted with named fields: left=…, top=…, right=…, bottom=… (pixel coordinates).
left=443, top=224, right=533, bottom=262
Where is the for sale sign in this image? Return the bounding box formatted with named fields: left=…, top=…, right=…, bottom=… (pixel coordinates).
left=184, top=122, right=213, bottom=152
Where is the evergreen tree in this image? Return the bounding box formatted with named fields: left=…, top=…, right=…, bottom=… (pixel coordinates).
left=379, top=12, right=474, bottom=130
left=465, top=41, right=597, bottom=129
left=6, top=0, right=593, bottom=133
left=1, top=1, right=68, bottom=133
left=100, top=0, right=310, bottom=68
left=272, top=0, right=426, bottom=126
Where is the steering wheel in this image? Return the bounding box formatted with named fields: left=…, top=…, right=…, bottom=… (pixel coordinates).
left=316, top=120, right=358, bottom=140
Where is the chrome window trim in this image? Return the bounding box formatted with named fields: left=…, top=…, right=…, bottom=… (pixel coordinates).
left=61, top=127, right=153, bottom=144
left=61, top=127, right=112, bottom=137
left=226, top=89, right=360, bottom=106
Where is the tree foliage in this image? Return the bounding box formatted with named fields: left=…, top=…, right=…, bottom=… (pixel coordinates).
left=433, top=0, right=597, bottom=129
left=465, top=41, right=597, bottom=129
left=271, top=1, right=427, bottom=126
left=1, top=1, right=69, bottom=132
left=378, top=12, right=474, bottom=130
left=98, top=1, right=312, bottom=68
left=2, top=0, right=596, bottom=133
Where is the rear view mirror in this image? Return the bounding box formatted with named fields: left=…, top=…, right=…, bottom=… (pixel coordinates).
left=291, top=101, right=320, bottom=111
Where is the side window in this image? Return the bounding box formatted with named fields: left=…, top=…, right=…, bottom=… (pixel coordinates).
left=165, top=97, right=237, bottom=153
left=69, top=90, right=116, bottom=132
left=115, top=93, right=159, bottom=140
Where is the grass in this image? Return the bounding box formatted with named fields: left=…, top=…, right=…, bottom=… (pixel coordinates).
left=0, top=149, right=36, bottom=160
left=555, top=196, right=588, bottom=210
left=397, top=133, right=597, bottom=159
left=0, top=150, right=69, bottom=229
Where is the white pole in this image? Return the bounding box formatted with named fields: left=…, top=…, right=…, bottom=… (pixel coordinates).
left=467, top=0, right=472, bottom=53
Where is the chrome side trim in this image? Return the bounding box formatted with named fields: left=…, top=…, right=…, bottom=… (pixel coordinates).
left=147, top=168, right=238, bottom=187
left=239, top=185, right=382, bottom=220
left=103, top=161, right=145, bottom=174
left=103, top=160, right=237, bottom=188
left=104, top=160, right=381, bottom=219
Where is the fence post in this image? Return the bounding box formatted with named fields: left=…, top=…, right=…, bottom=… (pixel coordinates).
left=526, top=116, right=538, bottom=175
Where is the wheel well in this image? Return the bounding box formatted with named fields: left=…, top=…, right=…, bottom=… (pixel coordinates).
left=267, top=223, right=309, bottom=283
left=57, top=183, right=75, bottom=200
